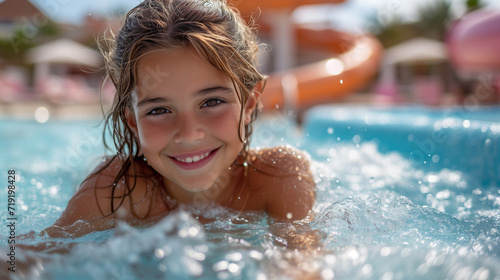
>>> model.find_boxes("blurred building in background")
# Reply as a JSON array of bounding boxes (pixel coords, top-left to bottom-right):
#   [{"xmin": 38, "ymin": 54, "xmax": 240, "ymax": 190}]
[
  {"xmin": 0, "ymin": 0, "xmax": 499, "ymax": 111},
  {"xmin": 0, "ymin": 0, "xmax": 116, "ymax": 105}
]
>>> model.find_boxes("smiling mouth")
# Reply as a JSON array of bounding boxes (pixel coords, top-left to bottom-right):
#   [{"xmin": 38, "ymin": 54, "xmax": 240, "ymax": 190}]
[
  {"xmin": 169, "ymin": 148, "xmax": 220, "ymax": 170},
  {"xmin": 174, "ymin": 151, "xmax": 211, "ymax": 163}
]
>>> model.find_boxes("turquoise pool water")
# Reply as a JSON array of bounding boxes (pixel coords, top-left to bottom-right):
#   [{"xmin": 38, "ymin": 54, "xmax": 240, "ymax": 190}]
[{"xmin": 1, "ymin": 105, "xmax": 499, "ymax": 280}]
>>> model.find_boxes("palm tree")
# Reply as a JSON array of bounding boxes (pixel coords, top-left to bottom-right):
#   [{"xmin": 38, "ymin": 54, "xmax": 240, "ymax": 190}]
[
  {"xmin": 371, "ymin": 0, "xmax": 486, "ymax": 46},
  {"xmin": 412, "ymin": 0, "xmax": 452, "ymax": 40},
  {"xmin": 466, "ymin": 0, "xmax": 485, "ymax": 12}
]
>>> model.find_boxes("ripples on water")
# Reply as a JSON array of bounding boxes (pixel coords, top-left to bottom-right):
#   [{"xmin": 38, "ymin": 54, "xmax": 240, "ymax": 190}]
[{"xmin": 1, "ymin": 112, "xmax": 499, "ymax": 280}]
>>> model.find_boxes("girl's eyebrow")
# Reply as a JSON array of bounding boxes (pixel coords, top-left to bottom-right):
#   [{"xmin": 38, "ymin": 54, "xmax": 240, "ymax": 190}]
[
  {"xmin": 198, "ymin": 86, "xmax": 234, "ymax": 96},
  {"xmin": 137, "ymin": 86, "xmax": 234, "ymax": 108},
  {"xmin": 137, "ymin": 97, "xmax": 169, "ymax": 108}
]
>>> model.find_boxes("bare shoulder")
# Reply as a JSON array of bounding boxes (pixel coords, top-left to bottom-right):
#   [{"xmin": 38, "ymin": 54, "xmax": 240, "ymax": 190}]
[
  {"xmin": 45, "ymin": 156, "xmax": 161, "ymax": 237},
  {"xmin": 248, "ymin": 145, "xmax": 316, "ymax": 221},
  {"xmin": 249, "ymin": 145, "xmax": 313, "ymax": 179}
]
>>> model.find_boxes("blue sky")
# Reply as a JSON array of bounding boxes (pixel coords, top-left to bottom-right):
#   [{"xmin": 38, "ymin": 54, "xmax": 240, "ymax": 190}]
[
  {"xmin": 29, "ymin": 0, "xmax": 138, "ymax": 23},
  {"xmin": 27, "ymin": 0, "xmax": 500, "ymax": 31}
]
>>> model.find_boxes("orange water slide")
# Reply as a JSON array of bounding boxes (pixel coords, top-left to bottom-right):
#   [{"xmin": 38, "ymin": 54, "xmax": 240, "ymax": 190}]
[
  {"xmin": 230, "ymin": 0, "xmax": 383, "ymax": 111},
  {"xmin": 264, "ymin": 25, "xmax": 383, "ymax": 111},
  {"xmin": 231, "ymin": 0, "xmax": 344, "ymax": 13}
]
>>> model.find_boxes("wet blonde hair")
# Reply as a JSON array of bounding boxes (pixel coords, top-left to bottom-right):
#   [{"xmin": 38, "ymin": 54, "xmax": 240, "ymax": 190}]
[{"xmin": 96, "ymin": 0, "xmax": 266, "ymax": 215}]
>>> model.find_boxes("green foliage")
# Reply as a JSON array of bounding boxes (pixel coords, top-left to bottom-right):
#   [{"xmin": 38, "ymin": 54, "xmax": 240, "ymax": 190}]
[
  {"xmin": 0, "ymin": 19, "xmax": 61, "ymax": 65},
  {"xmin": 368, "ymin": 17, "xmax": 417, "ymax": 48},
  {"xmin": 371, "ymin": 0, "xmax": 488, "ymax": 47},
  {"xmin": 37, "ymin": 20, "xmax": 61, "ymax": 37},
  {"xmin": 413, "ymin": 0, "xmax": 452, "ymax": 40},
  {"xmin": 0, "ymin": 28, "xmax": 35, "ymax": 64},
  {"xmin": 466, "ymin": 0, "xmax": 485, "ymax": 11}
]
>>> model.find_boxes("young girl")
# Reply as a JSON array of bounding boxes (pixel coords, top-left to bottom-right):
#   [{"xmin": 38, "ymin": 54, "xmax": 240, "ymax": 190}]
[{"xmin": 42, "ymin": 0, "xmax": 315, "ymax": 238}]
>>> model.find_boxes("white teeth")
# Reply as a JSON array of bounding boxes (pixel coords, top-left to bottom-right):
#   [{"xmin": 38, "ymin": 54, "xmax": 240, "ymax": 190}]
[{"xmin": 175, "ymin": 152, "xmax": 210, "ymax": 163}]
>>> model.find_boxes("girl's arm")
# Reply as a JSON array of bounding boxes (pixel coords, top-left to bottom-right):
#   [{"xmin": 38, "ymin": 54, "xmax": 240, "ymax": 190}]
[
  {"xmin": 14, "ymin": 160, "xmax": 118, "ymax": 252},
  {"xmin": 41, "ymin": 185, "xmax": 114, "ymax": 238},
  {"xmin": 41, "ymin": 156, "xmax": 162, "ymax": 238},
  {"xmin": 41, "ymin": 158, "xmax": 119, "ymax": 238}
]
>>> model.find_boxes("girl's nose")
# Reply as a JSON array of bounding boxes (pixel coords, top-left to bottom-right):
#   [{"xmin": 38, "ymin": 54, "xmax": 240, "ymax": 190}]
[{"xmin": 173, "ymin": 114, "xmax": 205, "ymax": 144}]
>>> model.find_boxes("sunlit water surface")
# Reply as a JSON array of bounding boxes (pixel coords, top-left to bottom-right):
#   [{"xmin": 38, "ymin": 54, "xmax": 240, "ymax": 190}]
[{"xmin": 1, "ymin": 105, "xmax": 499, "ymax": 280}]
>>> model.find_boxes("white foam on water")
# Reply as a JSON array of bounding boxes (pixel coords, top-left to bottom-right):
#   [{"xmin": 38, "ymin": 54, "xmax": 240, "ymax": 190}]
[{"xmin": 2, "ymin": 120, "xmax": 500, "ymax": 280}]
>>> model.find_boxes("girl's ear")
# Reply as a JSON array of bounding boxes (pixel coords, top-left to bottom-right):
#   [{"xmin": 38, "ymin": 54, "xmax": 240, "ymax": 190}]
[
  {"xmin": 125, "ymin": 107, "xmax": 139, "ymax": 137},
  {"xmin": 244, "ymin": 87, "xmax": 261, "ymax": 124}
]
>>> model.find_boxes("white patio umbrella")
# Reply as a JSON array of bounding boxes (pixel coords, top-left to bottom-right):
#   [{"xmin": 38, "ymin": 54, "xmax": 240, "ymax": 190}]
[
  {"xmin": 25, "ymin": 38, "xmax": 102, "ymax": 67},
  {"xmin": 25, "ymin": 39, "xmax": 104, "ymax": 102},
  {"xmin": 376, "ymin": 37, "xmax": 449, "ymax": 104},
  {"xmin": 383, "ymin": 37, "xmax": 448, "ymax": 66}
]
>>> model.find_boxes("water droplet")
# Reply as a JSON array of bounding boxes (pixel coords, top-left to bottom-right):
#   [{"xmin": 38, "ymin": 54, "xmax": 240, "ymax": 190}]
[
  {"xmin": 426, "ymin": 175, "xmax": 439, "ymax": 183},
  {"xmin": 224, "ymin": 253, "xmax": 239, "ymax": 263},
  {"xmin": 472, "ymin": 188, "xmax": 482, "ymax": 195},
  {"xmin": 155, "ymin": 248, "xmax": 165, "ymax": 259},
  {"xmin": 436, "ymin": 190, "xmax": 451, "ymax": 200},
  {"xmin": 353, "ymin": 135, "xmax": 361, "ymax": 144},
  {"xmin": 432, "ymin": 155, "xmax": 440, "ymax": 163},
  {"xmin": 362, "ymin": 264, "xmax": 373, "ymax": 277},
  {"xmin": 321, "ymin": 269, "xmax": 335, "ymax": 279},
  {"xmin": 380, "ymin": 246, "xmax": 392, "ymax": 257}
]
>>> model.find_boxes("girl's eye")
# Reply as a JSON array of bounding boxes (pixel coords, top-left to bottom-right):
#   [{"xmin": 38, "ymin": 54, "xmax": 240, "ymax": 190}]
[
  {"xmin": 147, "ymin": 108, "xmax": 169, "ymax": 116},
  {"xmin": 202, "ymin": 98, "xmax": 225, "ymax": 107}
]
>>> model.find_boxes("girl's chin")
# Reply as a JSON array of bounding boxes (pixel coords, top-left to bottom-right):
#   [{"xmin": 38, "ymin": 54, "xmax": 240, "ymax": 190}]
[
  {"xmin": 171, "ymin": 179, "xmax": 222, "ymax": 195},
  {"xmin": 160, "ymin": 169, "xmax": 230, "ymax": 200},
  {"xmin": 182, "ymin": 184, "xmax": 217, "ymax": 193}
]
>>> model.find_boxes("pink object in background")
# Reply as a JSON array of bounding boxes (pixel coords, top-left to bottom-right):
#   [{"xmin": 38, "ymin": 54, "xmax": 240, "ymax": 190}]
[
  {"xmin": 495, "ymin": 74, "xmax": 500, "ymax": 98},
  {"xmin": 413, "ymin": 77, "xmax": 443, "ymax": 106},
  {"xmin": 447, "ymin": 9, "xmax": 500, "ymax": 76}
]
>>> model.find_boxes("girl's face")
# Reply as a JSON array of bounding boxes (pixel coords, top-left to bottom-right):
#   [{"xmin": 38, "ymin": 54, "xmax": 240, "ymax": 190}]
[{"xmin": 127, "ymin": 47, "xmax": 257, "ymax": 201}]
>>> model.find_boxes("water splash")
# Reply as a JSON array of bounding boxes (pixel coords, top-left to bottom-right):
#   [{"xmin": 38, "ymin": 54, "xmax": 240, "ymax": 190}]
[{"xmin": 1, "ymin": 116, "xmax": 500, "ymax": 280}]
